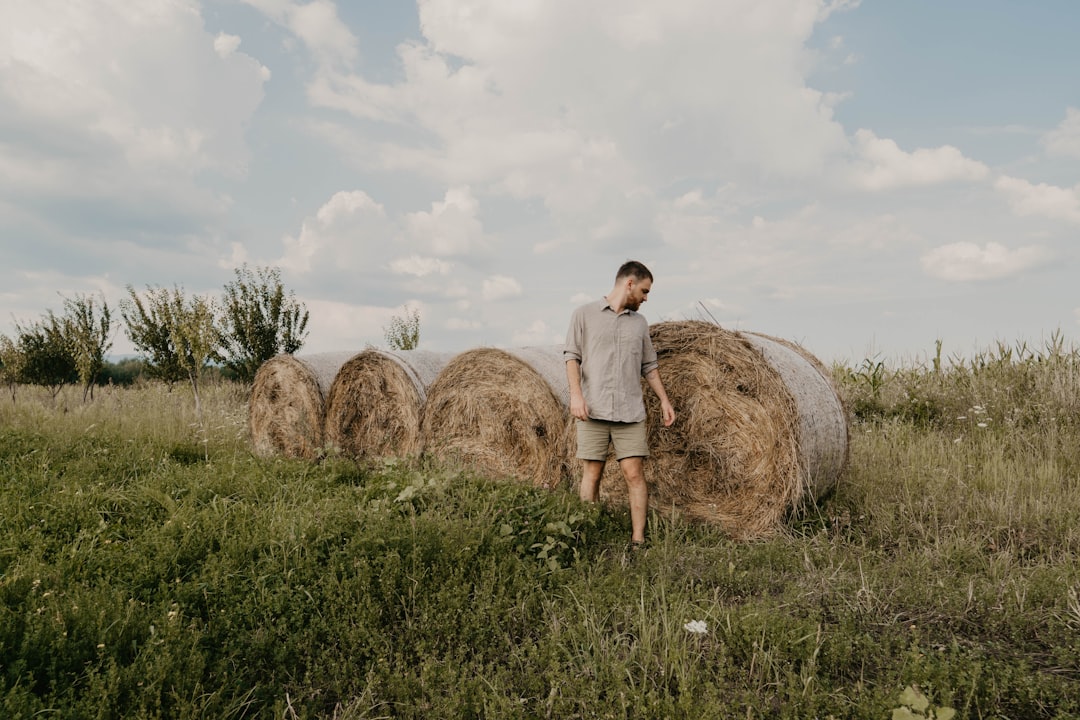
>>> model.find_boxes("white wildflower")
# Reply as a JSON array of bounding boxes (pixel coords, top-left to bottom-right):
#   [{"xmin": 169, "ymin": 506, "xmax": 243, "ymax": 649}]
[{"xmin": 684, "ymin": 620, "xmax": 708, "ymax": 635}]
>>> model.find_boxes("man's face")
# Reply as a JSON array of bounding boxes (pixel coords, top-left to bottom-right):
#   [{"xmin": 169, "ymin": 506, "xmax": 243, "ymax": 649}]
[{"xmin": 626, "ymin": 277, "xmax": 652, "ymax": 311}]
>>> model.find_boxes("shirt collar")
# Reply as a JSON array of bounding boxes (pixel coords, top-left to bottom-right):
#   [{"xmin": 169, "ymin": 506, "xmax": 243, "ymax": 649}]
[{"xmin": 600, "ymin": 297, "xmax": 632, "ymax": 316}]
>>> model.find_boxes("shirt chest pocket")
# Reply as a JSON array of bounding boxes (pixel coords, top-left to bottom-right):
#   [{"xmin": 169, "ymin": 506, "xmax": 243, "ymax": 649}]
[{"xmin": 617, "ymin": 322, "xmax": 643, "ymax": 368}]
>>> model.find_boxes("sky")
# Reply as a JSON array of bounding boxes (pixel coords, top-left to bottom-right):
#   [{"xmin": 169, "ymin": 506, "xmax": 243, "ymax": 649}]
[{"xmin": 2, "ymin": 0, "xmax": 1079, "ymax": 366}]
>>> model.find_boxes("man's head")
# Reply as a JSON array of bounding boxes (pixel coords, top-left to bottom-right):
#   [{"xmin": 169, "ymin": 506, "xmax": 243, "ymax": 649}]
[
  {"xmin": 615, "ymin": 260, "xmax": 653, "ymax": 284},
  {"xmin": 615, "ymin": 260, "xmax": 653, "ymax": 311}
]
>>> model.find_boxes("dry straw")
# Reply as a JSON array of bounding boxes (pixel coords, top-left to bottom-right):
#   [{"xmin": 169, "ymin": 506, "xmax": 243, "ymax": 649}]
[
  {"xmin": 419, "ymin": 346, "xmax": 571, "ymax": 488},
  {"xmin": 249, "ymin": 351, "xmax": 355, "ymax": 459},
  {"xmin": 325, "ymin": 349, "xmax": 454, "ymax": 460},
  {"xmin": 571, "ymin": 321, "xmax": 847, "ymax": 540}
]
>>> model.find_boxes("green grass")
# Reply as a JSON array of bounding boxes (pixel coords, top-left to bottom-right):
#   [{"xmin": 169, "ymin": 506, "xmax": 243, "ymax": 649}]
[{"xmin": 2, "ymin": 341, "xmax": 1080, "ymax": 719}]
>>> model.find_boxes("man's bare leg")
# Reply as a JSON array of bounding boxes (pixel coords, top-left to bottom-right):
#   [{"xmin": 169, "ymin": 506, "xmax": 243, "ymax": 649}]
[
  {"xmin": 619, "ymin": 456, "xmax": 647, "ymax": 543},
  {"xmin": 579, "ymin": 459, "xmax": 604, "ymax": 503}
]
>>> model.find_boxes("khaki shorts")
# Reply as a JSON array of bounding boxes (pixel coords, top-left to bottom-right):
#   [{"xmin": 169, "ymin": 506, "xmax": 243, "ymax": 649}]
[{"xmin": 575, "ymin": 418, "xmax": 649, "ymax": 461}]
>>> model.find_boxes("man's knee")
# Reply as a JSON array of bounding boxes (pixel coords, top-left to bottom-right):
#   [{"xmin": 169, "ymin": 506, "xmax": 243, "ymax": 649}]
[
  {"xmin": 619, "ymin": 457, "xmax": 646, "ymax": 486},
  {"xmin": 581, "ymin": 459, "xmax": 604, "ymax": 480}
]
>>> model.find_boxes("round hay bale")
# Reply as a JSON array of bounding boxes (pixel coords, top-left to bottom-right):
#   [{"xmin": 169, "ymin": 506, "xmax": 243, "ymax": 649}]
[
  {"xmin": 249, "ymin": 351, "xmax": 356, "ymax": 459},
  {"xmin": 569, "ymin": 321, "xmax": 846, "ymax": 540},
  {"xmin": 743, "ymin": 332, "xmax": 850, "ymax": 498},
  {"xmin": 419, "ymin": 346, "xmax": 571, "ymax": 488},
  {"xmin": 745, "ymin": 332, "xmax": 833, "ymax": 380},
  {"xmin": 325, "ymin": 349, "xmax": 454, "ymax": 460}
]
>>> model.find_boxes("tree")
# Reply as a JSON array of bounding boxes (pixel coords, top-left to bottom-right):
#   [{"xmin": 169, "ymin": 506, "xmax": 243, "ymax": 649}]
[
  {"xmin": 218, "ymin": 264, "xmax": 309, "ymax": 383},
  {"xmin": 121, "ymin": 285, "xmax": 220, "ymax": 416},
  {"xmin": 384, "ymin": 305, "xmax": 420, "ymax": 351},
  {"xmin": 55, "ymin": 292, "xmax": 113, "ymax": 401},
  {"xmin": 120, "ymin": 285, "xmax": 186, "ymax": 386},
  {"xmin": 169, "ymin": 291, "xmax": 219, "ymax": 418},
  {"xmin": 8, "ymin": 317, "xmax": 77, "ymax": 400},
  {"xmin": 0, "ymin": 334, "xmax": 22, "ymax": 402}
]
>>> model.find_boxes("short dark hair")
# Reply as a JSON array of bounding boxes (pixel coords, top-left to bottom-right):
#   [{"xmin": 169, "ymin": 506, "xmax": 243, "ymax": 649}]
[{"xmin": 616, "ymin": 260, "xmax": 653, "ymax": 283}]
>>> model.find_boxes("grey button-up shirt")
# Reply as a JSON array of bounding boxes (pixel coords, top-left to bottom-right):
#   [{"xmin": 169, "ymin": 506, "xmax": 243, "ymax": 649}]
[{"xmin": 563, "ymin": 298, "xmax": 658, "ymax": 423}]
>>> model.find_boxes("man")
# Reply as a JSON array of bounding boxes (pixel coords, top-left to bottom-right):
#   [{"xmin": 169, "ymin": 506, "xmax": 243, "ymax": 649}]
[{"xmin": 564, "ymin": 260, "xmax": 676, "ymax": 547}]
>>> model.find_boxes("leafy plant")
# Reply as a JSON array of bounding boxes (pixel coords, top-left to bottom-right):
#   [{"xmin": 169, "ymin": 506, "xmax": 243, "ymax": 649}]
[
  {"xmin": 0, "ymin": 334, "xmax": 22, "ymax": 401},
  {"xmin": 384, "ymin": 305, "xmax": 421, "ymax": 351},
  {"xmin": 121, "ymin": 285, "xmax": 220, "ymax": 416},
  {"xmin": 892, "ymin": 685, "xmax": 956, "ymax": 720},
  {"xmin": 218, "ymin": 264, "xmax": 309, "ymax": 383},
  {"xmin": 55, "ymin": 292, "xmax": 114, "ymax": 401},
  {"xmin": 844, "ymin": 355, "xmax": 889, "ymax": 419},
  {"xmin": 850, "ymin": 356, "xmax": 887, "ymax": 399},
  {"xmin": 5, "ymin": 316, "xmax": 76, "ymax": 399},
  {"xmin": 119, "ymin": 285, "xmax": 187, "ymax": 386}
]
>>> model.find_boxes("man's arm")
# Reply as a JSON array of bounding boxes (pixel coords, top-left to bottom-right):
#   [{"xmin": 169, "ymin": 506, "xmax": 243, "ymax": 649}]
[
  {"xmin": 566, "ymin": 359, "xmax": 589, "ymax": 421},
  {"xmin": 645, "ymin": 368, "xmax": 675, "ymax": 427}
]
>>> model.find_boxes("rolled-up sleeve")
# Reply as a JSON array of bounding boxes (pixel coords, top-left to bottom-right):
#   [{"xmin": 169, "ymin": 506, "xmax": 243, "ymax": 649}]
[
  {"xmin": 641, "ymin": 331, "xmax": 658, "ymax": 377},
  {"xmin": 563, "ymin": 307, "xmax": 583, "ymax": 363}
]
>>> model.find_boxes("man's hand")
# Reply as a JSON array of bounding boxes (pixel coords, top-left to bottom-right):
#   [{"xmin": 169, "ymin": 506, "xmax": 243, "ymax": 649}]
[
  {"xmin": 660, "ymin": 399, "xmax": 675, "ymax": 427},
  {"xmin": 645, "ymin": 368, "xmax": 675, "ymax": 427},
  {"xmin": 566, "ymin": 359, "xmax": 590, "ymax": 421},
  {"xmin": 570, "ymin": 393, "xmax": 590, "ymax": 422}
]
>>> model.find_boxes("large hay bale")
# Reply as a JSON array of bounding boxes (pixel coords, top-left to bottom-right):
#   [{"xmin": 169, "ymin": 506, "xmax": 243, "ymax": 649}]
[
  {"xmin": 324, "ymin": 349, "xmax": 454, "ymax": 460},
  {"xmin": 249, "ymin": 351, "xmax": 355, "ymax": 459},
  {"xmin": 419, "ymin": 346, "xmax": 570, "ymax": 488},
  {"xmin": 573, "ymin": 321, "xmax": 847, "ymax": 539},
  {"xmin": 743, "ymin": 332, "xmax": 849, "ymax": 498}
]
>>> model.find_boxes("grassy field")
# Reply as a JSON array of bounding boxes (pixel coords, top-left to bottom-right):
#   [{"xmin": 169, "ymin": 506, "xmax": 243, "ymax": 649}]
[{"xmin": 2, "ymin": 338, "xmax": 1079, "ymax": 719}]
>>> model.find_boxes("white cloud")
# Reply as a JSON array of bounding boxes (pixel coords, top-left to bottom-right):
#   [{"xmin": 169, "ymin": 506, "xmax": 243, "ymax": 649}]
[
  {"xmin": 920, "ymin": 242, "xmax": 1048, "ymax": 282},
  {"xmin": 214, "ymin": 33, "xmax": 242, "ymax": 59},
  {"xmin": 828, "ymin": 213, "xmax": 921, "ymax": 250},
  {"xmin": 853, "ymin": 130, "xmax": 989, "ymax": 190},
  {"xmin": 268, "ymin": 186, "xmax": 541, "ymax": 351},
  {"xmin": 218, "ymin": 242, "xmax": 250, "ymax": 269},
  {"xmin": 404, "ymin": 186, "xmax": 487, "ymax": 256},
  {"xmin": 301, "ymin": 298, "xmax": 396, "ymax": 353},
  {"xmin": 390, "ymin": 254, "xmax": 453, "ymax": 277},
  {"xmin": 0, "ymin": 0, "xmax": 269, "ymax": 223},
  {"xmin": 302, "ymin": 0, "xmax": 852, "ymax": 227},
  {"xmin": 278, "ymin": 190, "xmax": 391, "ymax": 273},
  {"xmin": 512, "ymin": 319, "xmax": 560, "ymax": 346},
  {"xmin": 673, "ymin": 190, "xmax": 706, "ymax": 210},
  {"xmin": 1042, "ymin": 107, "xmax": 1080, "ymax": 159},
  {"xmin": 822, "ymin": 0, "xmax": 862, "ymax": 16},
  {"xmin": 446, "ymin": 317, "xmax": 483, "ymax": 331},
  {"xmin": 995, "ymin": 175, "xmax": 1080, "ymax": 225},
  {"xmin": 241, "ymin": 0, "xmax": 357, "ymax": 68},
  {"xmin": 289, "ymin": 0, "xmax": 358, "ymax": 68},
  {"xmin": 5, "ymin": 268, "xmax": 123, "ymax": 321},
  {"xmin": 482, "ymin": 275, "xmax": 523, "ymax": 301},
  {"xmin": 316, "ymin": 189, "xmax": 383, "ymax": 225}
]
